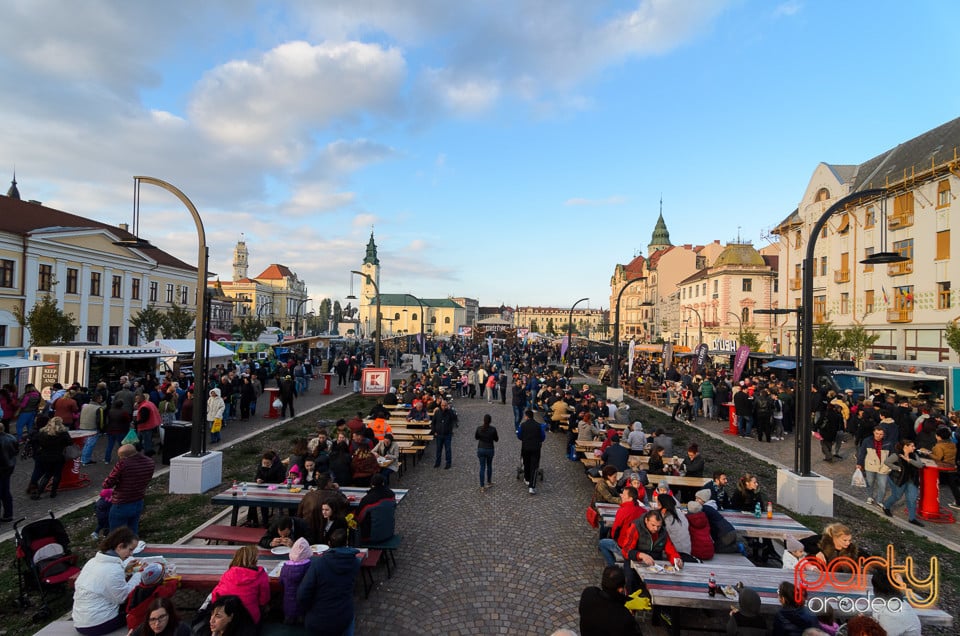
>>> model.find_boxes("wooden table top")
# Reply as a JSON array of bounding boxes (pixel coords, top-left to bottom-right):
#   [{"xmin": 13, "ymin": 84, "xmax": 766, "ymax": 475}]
[
  {"xmin": 212, "ymin": 484, "xmax": 409, "ymax": 509},
  {"xmin": 596, "ymin": 503, "xmax": 815, "ymax": 541}
]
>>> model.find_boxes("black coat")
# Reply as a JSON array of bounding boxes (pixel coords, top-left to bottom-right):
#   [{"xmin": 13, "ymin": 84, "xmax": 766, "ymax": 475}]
[{"xmin": 578, "ymin": 586, "xmax": 640, "ymax": 636}]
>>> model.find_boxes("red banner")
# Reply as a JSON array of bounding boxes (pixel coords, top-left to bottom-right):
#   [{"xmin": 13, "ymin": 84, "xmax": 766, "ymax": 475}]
[{"xmin": 732, "ymin": 345, "xmax": 751, "ymax": 383}]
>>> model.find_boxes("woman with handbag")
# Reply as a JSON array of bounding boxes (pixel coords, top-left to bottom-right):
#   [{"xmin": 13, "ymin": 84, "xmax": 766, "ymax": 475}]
[
  {"xmin": 31, "ymin": 416, "xmax": 72, "ymax": 499},
  {"xmin": 207, "ymin": 388, "xmax": 225, "ymax": 444},
  {"xmin": 882, "ymin": 439, "xmax": 925, "ymax": 526}
]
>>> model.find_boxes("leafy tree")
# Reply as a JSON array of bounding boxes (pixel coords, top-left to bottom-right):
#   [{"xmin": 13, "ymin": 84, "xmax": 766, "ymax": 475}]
[
  {"xmin": 129, "ymin": 305, "xmax": 167, "ymax": 342},
  {"xmin": 529, "ymin": 319, "xmax": 539, "ymax": 333},
  {"xmin": 945, "ymin": 321, "xmax": 960, "ymax": 359},
  {"xmin": 163, "ymin": 303, "xmax": 195, "ymax": 339},
  {"xmin": 14, "ymin": 294, "xmax": 78, "ymax": 346},
  {"xmin": 813, "ymin": 321, "xmax": 844, "ymax": 358},
  {"xmin": 739, "ymin": 327, "xmax": 763, "ymax": 351},
  {"xmin": 545, "ymin": 318, "xmax": 555, "ymax": 336},
  {"xmin": 317, "ymin": 298, "xmax": 332, "ymax": 331},
  {"xmin": 841, "ymin": 325, "xmax": 880, "ymax": 366},
  {"xmin": 333, "ymin": 300, "xmax": 343, "ymax": 325},
  {"xmin": 235, "ymin": 315, "xmax": 266, "ymax": 341}
]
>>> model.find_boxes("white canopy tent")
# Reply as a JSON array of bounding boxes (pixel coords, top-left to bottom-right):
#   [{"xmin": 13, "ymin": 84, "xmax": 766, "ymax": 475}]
[{"xmin": 151, "ymin": 339, "xmax": 236, "ymax": 363}]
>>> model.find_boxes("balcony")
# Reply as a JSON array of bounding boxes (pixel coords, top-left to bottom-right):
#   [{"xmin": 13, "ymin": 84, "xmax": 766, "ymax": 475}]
[
  {"xmin": 789, "ymin": 278, "xmax": 802, "ymax": 291},
  {"xmin": 887, "ymin": 308, "xmax": 913, "ymax": 323},
  {"xmin": 703, "ymin": 321, "xmax": 720, "ymax": 328},
  {"xmin": 887, "ymin": 260, "xmax": 913, "ymax": 276},
  {"xmin": 888, "ymin": 212, "xmax": 914, "ymax": 229},
  {"xmin": 833, "ymin": 269, "xmax": 850, "ymax": 283}
]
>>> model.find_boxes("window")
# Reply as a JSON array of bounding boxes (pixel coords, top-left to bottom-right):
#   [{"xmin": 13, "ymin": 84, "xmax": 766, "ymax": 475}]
[
  {"xmin": 165, "ymin": 283, "xmax": 174, "ymax": 303},
  {"xmin": 742, "ymin": 278, "xmax": 753, "ymax": 292},
  {"xmin": 444, "ymin": 317, "xmax": 451, "ymax": 324},
  {"xmin": 702, "ymin": 283, "xmax": 707, "ymax": 296},
  {"xmin": 411, "ymin": 313, "xmax": 418, "ymax": 321},
  {"xmin": 713, "ymin": 280, "xmax": 718, "ymax": 293},
  {"xmin": 109, "ymin": 326, "xmax": 120, "ymax": 345},
  {"xmin": 773, "ymin": 278, "xmax": 778, "ymax": 293},
  {"xmin": 0, "ymin": 325, "xmax": 5, "ymax": 346},
  {"xmin": 864, "ymin": 206, "xmax": 876, "ymax": 228},
  {"xmin": 180, "ymin": 285, "xmax": 189, "ymax": 305},
  {"xmin": 131, "ymin": 278, "xmax": 140, "ymax": 300},
  {"xmin": 111, "ymin": 275, "xmax": 122, "ymax": 298},
  {"xmin": 936, "ymin": 230, "xmax": 950, "ymax": 260},
  {"xmin": 820, "ymin": 256, "xmax": 827, "ymax": 276},
  {"xmin": 938, "ymin": 282, "xmax": 951, "ymax": 309},
  {"xmin": 865, "ymin": 290, "xmax": 875, "ymax": 314},
  {"xmin": 394, "ymin": 312, "xmax": 400, "ymax": 320},
  {"xmin": 821, "ymin": 225, "xmax": 828, "ymax": 239},
  {"xmin": 937, "ymin": 179, "xmax": 951, "ymax": 208},
  {"xmin": 38, "ymin": 264, "xmax": 53, "ymax": 291},
  {"xmin": 128, "ymin": 326, "xmax": 138, "ymax": 346},
  {"xmin": 794, "ymin": 231, "xmax": 801, "ymax": 249},
  {"xmin": 90, "ymin": 272, "xmax": 101, "ymax": 296},
  {"xmin": 863, "ymin": 247, "xmax": 875, "ymax": 272},
  {"xmin": 891, "ymin": 192, "xmax": 914, "ymax": 227},
  {"xmin": 0, "ymin": 259, "xmax": 13, "ymax": 288},
  {"xmin": 837, "ymin": 213, "xmax": 850, "ymax": 234},
  {"xmin": 149, "ymin": 281, "xmax": 158, "ymax": 302},
  {"xmin": 893, "ymin": 238, "xmax": 914, "ymax": 260},
  {"xmin": 894, "ymin": 286, "xmax": 914, "ymax": 310},
  {"xmin": 815, "ymin": 187, "xmax": 830, "ymax": 202},
  {"xmin": 87, "ymin": 326, "xmax": 99, "ymax": 343},
  {"xmin": 66, "ymin": 268, "xmax": 78, "ymax": 294},
  {"xmin": 840, "ymin": 293, "xmax": 849, "ymax": 315}
]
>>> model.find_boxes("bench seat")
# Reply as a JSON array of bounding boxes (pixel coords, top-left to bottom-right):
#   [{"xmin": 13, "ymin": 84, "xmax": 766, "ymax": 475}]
[{"xmin": 193, "ymin": 524, "xmax": 264, "ymax": 545}]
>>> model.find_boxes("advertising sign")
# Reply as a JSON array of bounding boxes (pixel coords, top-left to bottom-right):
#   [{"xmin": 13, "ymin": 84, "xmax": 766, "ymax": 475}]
[{"xmin": 361, "ymin": 368, "xmax": 391, "ymax": 396}]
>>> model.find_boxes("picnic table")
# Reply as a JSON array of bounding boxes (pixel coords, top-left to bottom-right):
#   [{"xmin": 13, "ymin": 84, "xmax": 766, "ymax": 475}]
[
  {"xmin": 632, "ymin": 562, "xmax": 952, "ymax": 635},
  {"xmin": 719, "ymin": 510, "xmax": 816, "ymax": 541},
  {"xmin": 212, "ymin": 484, "xmax": 409, "ymax": 526},
  {"xmin": 134, "ymin": 543, "xmax": 366, "ymax": 591}
]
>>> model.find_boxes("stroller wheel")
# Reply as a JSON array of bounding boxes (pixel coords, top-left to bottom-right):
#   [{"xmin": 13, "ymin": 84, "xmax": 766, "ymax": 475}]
[{"xmin": 32, "ymin": 607, "xmax": 51, "ymax": 623}]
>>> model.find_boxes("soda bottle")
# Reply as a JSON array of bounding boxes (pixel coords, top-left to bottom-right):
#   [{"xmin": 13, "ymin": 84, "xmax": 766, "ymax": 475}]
[
  {"xmin": 754, "ymin": 501, "xmax": 761, "ymax": 518},
  {"xmin": 708, "ymin": 572, "xmax": 717, "ymax": 597},
  {"xmin": 767, "ymin": 501, "xmax": 773, "ymax": 519},
  {"xmin": 231, "ymin": 480, "xmax": 238, "ymax": 497}
]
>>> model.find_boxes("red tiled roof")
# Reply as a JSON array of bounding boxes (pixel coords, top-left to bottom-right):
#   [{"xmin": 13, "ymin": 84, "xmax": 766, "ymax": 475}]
[
  {"xmin": 646, "ymin": 246, "xmax": 674, "ymax": 270},
  {"xmin": 0, "ymin": 195, "xmax": 195, "ymax": 272},
  {"xmin": 624, "ymin": 254, "xmax": 646, "ymax": 274},
  {"xmin": 256, "ymin": 264, "xmax": 294, "ymax": 279}
]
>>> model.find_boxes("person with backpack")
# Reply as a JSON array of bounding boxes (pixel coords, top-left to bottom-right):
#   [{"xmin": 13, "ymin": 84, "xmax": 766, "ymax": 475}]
[{"xmin": 753, "ymin": 387, "xmax": 774, "ymax": 442}]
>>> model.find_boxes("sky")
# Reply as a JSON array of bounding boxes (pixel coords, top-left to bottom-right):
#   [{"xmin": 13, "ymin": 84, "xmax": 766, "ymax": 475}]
[{"xmin": 2, "ymin": 1, "xmax": 959, "ymax": 312}]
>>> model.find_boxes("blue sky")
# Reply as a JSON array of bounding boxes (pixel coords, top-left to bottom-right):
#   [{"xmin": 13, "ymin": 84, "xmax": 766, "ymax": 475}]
[{"xmin": 1, "ymin": 1, "xmax": 958, "ymax": 310}]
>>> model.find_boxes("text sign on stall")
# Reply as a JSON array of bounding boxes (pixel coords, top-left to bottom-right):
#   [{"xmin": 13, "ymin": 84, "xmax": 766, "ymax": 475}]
[{"xmin": 361, "ymin": 368, "xmax": 391, "ymax": 396}]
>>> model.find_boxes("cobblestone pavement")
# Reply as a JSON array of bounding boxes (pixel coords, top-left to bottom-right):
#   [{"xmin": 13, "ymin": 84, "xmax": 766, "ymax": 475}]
[{"xmin": 355, "ymin": 382, "xmax": 607, "ymax": 635}]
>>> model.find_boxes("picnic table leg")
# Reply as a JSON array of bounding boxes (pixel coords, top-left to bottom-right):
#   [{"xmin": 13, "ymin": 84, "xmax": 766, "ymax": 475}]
[{"xmin": 231, "ymin": 504, "xmax": 239, "ymax": 526}]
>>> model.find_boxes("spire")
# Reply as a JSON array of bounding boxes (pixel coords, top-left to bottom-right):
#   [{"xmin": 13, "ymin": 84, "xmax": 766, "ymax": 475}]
[
  {"xmin": 6, "ymin": 171, "xmax": 20, "ymax": 200},
  {"xmin": 648, "ymin": 203, "xmax": 672, "ymax": 253},
  {"xmin": 363, "ymin": 231, "xmax": 380, "ymax": 266}
]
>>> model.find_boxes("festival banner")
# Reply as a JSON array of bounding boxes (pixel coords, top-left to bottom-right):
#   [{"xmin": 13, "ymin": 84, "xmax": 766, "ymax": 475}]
[
  {"xmin": 662, "ymin": 342, "xmax": 674, "ymax": 371},
  {"xmin": 560, "ymin": 335, "xmax": 569, "ymax": 360},
  {"xmin": 692, "ymin": 343, "xmax": 709, "ymax": 375},
  {"xmin": 627, "ymin": 340, "xmax": 636, "ymax": 376},
  {"xmin": 732, "ymin": 345, "xmax": 751, "ymax": 383},
  {"xmin": 458, "ymin": 326, "xmax": 473, "ymax": 337},
  {"xmin": 487, "ymin": 336, "xmax": 493, "ymax": 361}
]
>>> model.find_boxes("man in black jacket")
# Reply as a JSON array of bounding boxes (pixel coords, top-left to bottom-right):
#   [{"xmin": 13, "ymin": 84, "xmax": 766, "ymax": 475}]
[
  {"xmin": 517, "ymin": 410, "xmax": 544, "ymax": 494},
  {"xmin": 578, "ymin": 565, "xmax": 641, "ymax": 636},
  {"xmin": 431, "ymin": 399, "xmax": 457, "ymax": 469}
]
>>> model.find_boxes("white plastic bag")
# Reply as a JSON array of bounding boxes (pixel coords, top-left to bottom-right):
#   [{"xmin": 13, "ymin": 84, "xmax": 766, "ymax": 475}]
[
  {"xmin": 272, "ymin": 398, "xmax": 283, "ymax": 409},
  {"xmin": 851, "ymin": 467, "xmax": 867, "ymax": 488}
]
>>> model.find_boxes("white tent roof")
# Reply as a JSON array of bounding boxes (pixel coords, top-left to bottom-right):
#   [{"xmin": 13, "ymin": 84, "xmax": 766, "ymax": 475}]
[
  {"xmin": 152, "ymin": 339, "xmax": 235, "ymax": 360},
  {"xmin": 0, "ymin": 357, "xmax": 59, "ymax": 369}
]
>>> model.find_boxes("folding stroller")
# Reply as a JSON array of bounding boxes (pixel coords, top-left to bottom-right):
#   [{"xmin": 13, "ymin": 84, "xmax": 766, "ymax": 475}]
[{"xmin": 13, "ymin": 512, "xmax": 82, "ymax": 622}]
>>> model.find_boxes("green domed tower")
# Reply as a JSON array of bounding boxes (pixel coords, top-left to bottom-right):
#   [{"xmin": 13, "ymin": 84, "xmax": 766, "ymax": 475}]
[{"xmin": 648, "ymin": 212, "xmax": 672, "ymax": 254}]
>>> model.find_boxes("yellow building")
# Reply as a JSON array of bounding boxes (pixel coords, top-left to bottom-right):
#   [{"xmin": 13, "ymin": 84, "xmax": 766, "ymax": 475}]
[
  {"xmin": 513, "ymin": 305, "xmax": 608, "ymax": 338},
  {"xmin": 0, "ymin": 179, "xmax": 199, "ymax": 351}
]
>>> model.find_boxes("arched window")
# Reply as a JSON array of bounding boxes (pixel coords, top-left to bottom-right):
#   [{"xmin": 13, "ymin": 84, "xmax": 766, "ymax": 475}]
[
  {"xmin": 742, "ymin": 307, "xmax": 750, "ymax": 324},
  {"xmin": 411, "ymin": 313, "xmax": 418, "ymax": 321},
  {"xmin": 444, "ymin": 317, "xmax": 451, "ymax": 324},
  {"xmin": 815, "ymin": 187, "xmax": 830, "ymax": 202},
  {"xmin": 394, "ymin": 312, "xmax": 400, "ymax": 320},
  {"xmin": 431, "ymin": 316, "xmax": 437, "ymax": 323}
]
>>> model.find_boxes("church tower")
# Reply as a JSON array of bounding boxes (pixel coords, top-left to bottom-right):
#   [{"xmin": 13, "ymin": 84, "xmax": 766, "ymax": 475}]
[
  {"xmin": 648, "ymin": 199, "xmax": 673, "ymax": 254},
  {"xmin": 233, "ymin": 235, "xmax": 249, "ymax": 281},
  {"xmin": 360, "ymin": 231, "xmax": 380, "ymax": 301}
]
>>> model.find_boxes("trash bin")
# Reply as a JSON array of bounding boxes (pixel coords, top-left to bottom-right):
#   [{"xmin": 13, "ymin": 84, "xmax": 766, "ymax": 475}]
[{"xmin": 162, "ymin": 421, "xmax": 193, "ymax": 465}]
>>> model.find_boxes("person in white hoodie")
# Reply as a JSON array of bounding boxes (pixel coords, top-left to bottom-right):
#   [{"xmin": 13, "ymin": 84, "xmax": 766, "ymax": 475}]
[
  {"xmin": 207, "ymin": 388, "xmax": 226, "ymax": 444},
  {"xmin": 72, "ymin": 526, "xmax": 142, "ymax": 634},
  {"xmin": 780, "ymin": 537, "xmax": 807, "ymax": 571}
]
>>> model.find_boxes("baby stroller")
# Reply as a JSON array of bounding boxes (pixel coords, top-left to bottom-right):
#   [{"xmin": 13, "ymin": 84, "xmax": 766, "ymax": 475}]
[{"xmin": 14, "ymin": 511, "xmax": 82, "ymax": 622}]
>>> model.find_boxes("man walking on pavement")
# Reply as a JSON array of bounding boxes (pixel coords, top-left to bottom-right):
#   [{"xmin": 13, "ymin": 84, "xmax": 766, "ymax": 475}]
[
  {"xmin": 431, "ymin": 398, "xmax": 457, "ymax": 469},
  {"xmin": 517, "ymin": 409, "xmax": 545, "ymax": 495}
]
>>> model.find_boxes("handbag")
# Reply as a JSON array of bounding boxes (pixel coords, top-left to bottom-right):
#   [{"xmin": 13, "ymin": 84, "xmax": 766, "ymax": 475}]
[
  {"xmin": 585, "ymin": 505, "xmax": 600, "ymax": 528},
  {"xmin": 210, "ymin": 418, "xmax": 223, "ymax": 433}
]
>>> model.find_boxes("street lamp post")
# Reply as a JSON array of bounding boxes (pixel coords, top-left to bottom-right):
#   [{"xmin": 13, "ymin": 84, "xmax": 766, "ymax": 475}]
[
  {"xmin": 726, "ymin": 311, "xmax": 743, "ymax": 342},
  {"xmin": 755, "ymin": 307, "xmax": 802, "ymax": 471},
  {"xmin": 349, "ymin": 270, "xmax": 381, "ymax": 367},
  {"xmin": 403, "ymin": 293, "xmax": 426, "ymax": 355},
  {"xmin": 612, "ymin": 277, "xmax": 646, "ymax": 388},
  {"xmin": 133, "ymin": 177, "xmax": 209, "ymax": 458},
  {"xmin": 293, "ymin": 298, "xmax": 312, "ymax": 338},
  {"xmin": 686, "ymin": 306, "xmax": 703, "ymax": 346},
  {"xmin": 257, "ymin": 300, "xmax": 274, "ymax": 321},
  {"xmin": 566, "ymin": 297, "xmax": 589, "ymax": 363}
]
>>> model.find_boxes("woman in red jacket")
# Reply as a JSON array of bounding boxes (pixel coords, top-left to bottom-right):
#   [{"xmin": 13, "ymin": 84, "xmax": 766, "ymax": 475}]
[
  {"xmin": 210, "ymin": 546, "xmax": 270, "ymax": 624},
  {"xmin": 684, "ymin": 500, "xmax": 715, "ymax": 561}
]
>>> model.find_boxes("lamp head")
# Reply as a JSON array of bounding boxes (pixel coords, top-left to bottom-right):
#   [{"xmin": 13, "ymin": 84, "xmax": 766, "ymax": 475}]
[{"xmin": 860, "ymin": 251, "xmax": 908, "ymax": 265}]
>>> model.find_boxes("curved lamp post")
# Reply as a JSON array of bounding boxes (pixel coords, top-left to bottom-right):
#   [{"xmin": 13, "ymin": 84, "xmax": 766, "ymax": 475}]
[
  {"xmin": 350, "ymin": 270, "xmax": 381, "ymax": 367},
  {"xmin": 726, "ymin": 311, "xmax": 743, "ymax": 342},
  {"xmin": 755, "ymin": 307, "xmax": 802, "ymax": 469},
  {"xmin": 293, "ymin": 298, "xmax": 312, "ymax": 338},
  {"xmin": 797, "ymin": 188, "xmax": 895, "ymax": 476},
  {"xmin": 404, "ymin": 293, "xmax": 426, "ymax": 355},
  {"xmin": 686, "ymin": 306, "xmax": 703, "ymax": 347},
  {"xmin": 133, "ymin": 176, "xmax": 209, "ymax": 457},
  {"xmin": 566, "ymin": 297, "xmax": 589, "ymax": 363},
  {"xmin": 257, "ymin": 300, "xmax": 273, "ymax": 321},
  {"xmin": 612, "ymin": 277, "xmax": 646, "ymax": 388}
]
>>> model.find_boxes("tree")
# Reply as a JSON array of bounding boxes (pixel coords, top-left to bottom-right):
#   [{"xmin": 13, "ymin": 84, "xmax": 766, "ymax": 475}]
[
  {"xmin": 129, "ymin": 305, "xmax": 167, "ymax": 342},
  {"xmin": 842, "ymin": 325, "xmax": 880, "ymax": 366},
  {"xmin": 14, "ymin": 295, "xmax": 78, "ymax": 346},
  {"xmin": 163, "ymin": 303, "xmax": 196, "ymax": 339},
  {"xmin": 235, "ymin": 315, "xmax": 266, "ymax": 341},
  {"xmin": 945, "ymin": 321, "xmax": 960, "ymax": 359},
  {"xmin": 545, "ymin": 318, "xmax": 555, "ymax": 336},
  {"xmin": 813, "ymin": 321, "xmax": 844, "ymax": 358},
  {"xmin": 739, "ymin": 327, "xmax": 763, "ymax": 351},
  {"xmin": 317, "ymin": 298, "xmax": 332, "ymax": 332},
  {"xmin": 529, "ymin": 319, "xmax": 539, "ymax": 333}
]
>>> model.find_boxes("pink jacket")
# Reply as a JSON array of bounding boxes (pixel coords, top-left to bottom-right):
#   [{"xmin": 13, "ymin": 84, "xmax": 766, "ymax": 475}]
[{"xmin": 211, "ymin": 565, "xmax": 270, "ymax": 623}]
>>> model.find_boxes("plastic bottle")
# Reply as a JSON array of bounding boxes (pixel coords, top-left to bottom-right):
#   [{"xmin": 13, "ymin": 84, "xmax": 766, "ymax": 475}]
[
  {"xmin": 241, "ymin": 482, "xmax": 248, "ymax": 497},
  {"xmin": 708, "ymin": 572, "xmax": 717, "ymax": 597},
  {"xmin": 754, "ymin": 501, "xmax": 761, "ymax": 518},
  {"xmin": 767, "ymin": 501, "xmax": 773, "ymax": 519}
]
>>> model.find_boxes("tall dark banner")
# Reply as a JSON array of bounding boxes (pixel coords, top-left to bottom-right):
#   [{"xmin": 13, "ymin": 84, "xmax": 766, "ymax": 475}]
[
  {"xmin": 692, "ymin": 343, "xmax": 709, "ymax": 375},
  {"xmin": 662, "ymin": 342, "xmax": 674, "ymax": 371},
  {"xmin": 732, "ymin": 345, "xmax": 751, "ymax": 383}
]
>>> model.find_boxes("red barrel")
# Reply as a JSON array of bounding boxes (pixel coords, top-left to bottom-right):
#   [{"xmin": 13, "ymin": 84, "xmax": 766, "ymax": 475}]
[
  {"xmin": 322, "ymin": 373, "xmax": 334, "ymax": 395},
  {"xmin": 264, "ymin": 387, "xmax": 280, "ymax": 419},
  {"xmin": 59, "ymin": 431, "xmax": 93, "ymax": 490}
]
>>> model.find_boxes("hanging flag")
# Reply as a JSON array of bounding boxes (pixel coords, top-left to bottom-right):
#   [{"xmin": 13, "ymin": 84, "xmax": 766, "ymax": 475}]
[
  {"xmin": 560, "ymin": 335, "xmax": 569, "ymax": 360},
  {"xmin": 882, "ymin": 286, "xmax": 889, "ymax": 305},
  {"xmin": 732, "ymin": 345, "xmax": 751, "ymax": 383},
  {"xmin": 487, "ymin": 336, "xmax": 493, "ymax": 361},
  {"xmin": 692, "ymin": 343, "xmax": 709, "ymax": 375},
  {"xmin": 627, "ymin": 340, "xmax": 636, "ymax": 376},
  {"xmin": 662, "ymin": 342, "xmax": 674, "ymax": 371}
]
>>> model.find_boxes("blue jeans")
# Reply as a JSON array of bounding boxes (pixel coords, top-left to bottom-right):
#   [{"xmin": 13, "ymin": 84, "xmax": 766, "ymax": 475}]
[
  {"xmin": 104, "ymin": 433, "xmax": 125, "ymax": 463},
  {"xmin": 17, "ymin": 411, "xmax": 36, "ymax": 439},
  {"xmin": 884, "ymin": 479, "xmax": 919, "ymax": 521},
  {"xmin": 477, "ymin": 447, "xmax": 494, "ymax": 486},
  {"xmin": 435, "ymin": 434, "xmax": 452, "ymax": 468},
  {"xmin": 81, "ymin": 432, "xmax": 102, "ymax": 464},
  {"xmin": 139, "ymin": 428, "xmax": 155, "ymax": 455},
  {"xmin": 512, "ymin": 406, "xmax": 523, "ymax": 428},
  {"xmin": 599, "ymin": 538, "xmax": 621, "ymax": 567},
  {"xmin": 109, "ymin": 499, "xmax": 144, "ymax": 534},
  {"xmin": 863, "ymin": 469, "xmax": 888, "ymax": 503},
  {"xmin": 738, "ymin": 415, "xmax": 753, "ymax": 437}
]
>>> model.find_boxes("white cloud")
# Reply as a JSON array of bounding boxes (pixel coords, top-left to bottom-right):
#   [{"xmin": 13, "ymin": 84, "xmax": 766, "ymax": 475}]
[
  {"xmin": 565, "ymin": 195, "xmax": 627, "ymax": 206},
  {"xmin": 420, "ymin": 69, "xmax": 501, "ymax": 117},
  {"xmin": 286, "ymin": 184, "xmax": 356, "ymax": 215},
  {"xmin": 189, "ymin": 40, "xmax": 407, "ymax": 147},
  {"xmin": 774, "ymin": 1, "xmax": 803, "ymax": 17},
  {"xmin": 352, "ymin": 213, "xmax": 378, "ymax": 228}
]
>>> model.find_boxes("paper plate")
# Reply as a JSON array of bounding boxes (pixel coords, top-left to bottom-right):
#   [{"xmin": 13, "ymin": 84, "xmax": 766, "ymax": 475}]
[
  {"xmin": 133, "ymin": 540, "xmax": 147, "ymax": 555},
  {"xmin": 311, "ymin": 544, "xmax": 329, "ymax": 554},
  {"xmin": 271, "ymin": 546, "xmax": 291, "ymax": 555}
]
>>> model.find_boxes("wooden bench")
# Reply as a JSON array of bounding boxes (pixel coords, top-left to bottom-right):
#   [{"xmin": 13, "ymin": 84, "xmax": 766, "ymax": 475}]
[
  {"xmin": 359, "ymin": 548, "xmax": 382, "ymax": 598},
  {"xmin": 193, "ymin": 524, "xmax": 264, "ymax": 545},
  {"xmin": 359, "ymin": 534, "xmax": 401, "ymax": 578},
  {"xmin": 35, "ymin": 621, "xmax": 125, "ymax": 636},
  {"xmin": 704, "ymin": 552, "xmax": 755, "ymax": 567}
]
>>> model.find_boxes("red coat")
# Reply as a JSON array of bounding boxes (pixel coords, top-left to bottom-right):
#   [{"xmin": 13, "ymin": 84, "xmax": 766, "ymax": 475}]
[
  {"xmin": 686, "ymin": 511, "xmax": 715, "ymax": 561},
  {"xmin": 211, "ymin": 565, "xmax": 270, "ymax": 623},
  {"xmin": 610, "ymin": 501, "xmax": 646, "ymax": 547},
  {"xmin": 135, "ymin": 400, "xmax": 161, "ymax": 432}
]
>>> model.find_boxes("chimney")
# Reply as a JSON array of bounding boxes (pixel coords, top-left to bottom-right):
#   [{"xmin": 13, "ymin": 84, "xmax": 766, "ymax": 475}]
[{"xmin": 119, "ymin": 223, "xmax": 129, "ymax": 232}]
